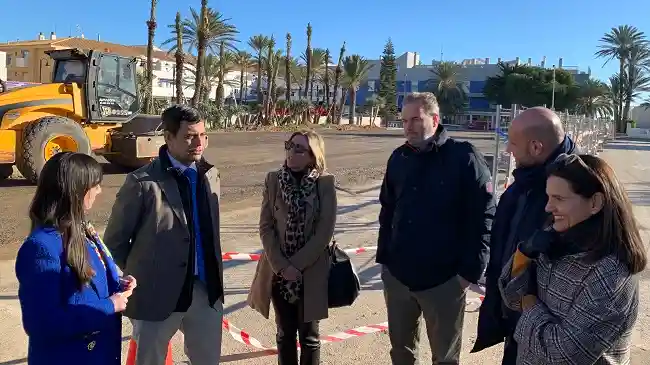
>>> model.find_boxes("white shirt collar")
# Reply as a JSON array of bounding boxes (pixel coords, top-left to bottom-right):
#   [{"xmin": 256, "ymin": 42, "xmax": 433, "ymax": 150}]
[{"xmin": 166, "ymin": 151, "xmax": 196, "ymax": 172}]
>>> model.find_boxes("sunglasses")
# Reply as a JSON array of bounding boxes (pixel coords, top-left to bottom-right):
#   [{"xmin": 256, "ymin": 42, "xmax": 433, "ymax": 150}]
[
  {"xmin": 284, "ymin": 140, "xmax": 310, "ymax": 154},
  {"xmin": 547, "ymin": 153, "xmax": 593, "ymax": 176}
]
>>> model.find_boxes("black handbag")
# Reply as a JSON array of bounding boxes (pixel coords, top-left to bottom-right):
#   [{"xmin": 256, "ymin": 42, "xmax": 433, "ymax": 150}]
[{"xmin": 327, "ymin": 239, "xmax": 361, "ymax": 308}]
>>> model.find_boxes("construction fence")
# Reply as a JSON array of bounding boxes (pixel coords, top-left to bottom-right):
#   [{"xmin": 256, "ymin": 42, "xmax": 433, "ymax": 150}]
[{"xmin": 490, "ymin": 105, "xmax": 616, "ymax": 198}]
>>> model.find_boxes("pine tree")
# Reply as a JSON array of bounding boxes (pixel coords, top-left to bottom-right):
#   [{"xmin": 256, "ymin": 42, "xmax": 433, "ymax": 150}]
[{"xmin": 379, "ymin": 38, "xmax": 398, "ymax": 121}]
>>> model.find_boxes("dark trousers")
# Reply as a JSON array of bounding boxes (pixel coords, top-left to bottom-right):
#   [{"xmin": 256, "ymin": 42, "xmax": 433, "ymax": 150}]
[
  {"xmin": 501, "ymin": 335, "xmax": 518, "ymax": 365},
  {"xmin": 271, "ymin": 284, "xmax": 320, "ymax": 365}
]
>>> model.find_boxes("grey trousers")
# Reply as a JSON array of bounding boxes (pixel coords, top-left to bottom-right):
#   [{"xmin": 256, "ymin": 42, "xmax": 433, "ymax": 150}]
[
  {"xmin": 382, "ymin": 266, "xmax": 466, "ymax": 365},
  {"xmin": 130, "ymin": 281, "xmax": 223, "ymax": 365}
]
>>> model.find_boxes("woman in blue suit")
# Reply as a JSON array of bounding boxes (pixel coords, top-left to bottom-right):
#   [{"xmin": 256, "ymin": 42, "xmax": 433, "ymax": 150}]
[{"xmin": 15, "ymin": 152, "xmax": 137, "ymax": 365}]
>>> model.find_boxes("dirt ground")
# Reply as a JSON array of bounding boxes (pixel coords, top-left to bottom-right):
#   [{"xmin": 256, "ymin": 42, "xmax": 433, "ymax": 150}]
[
  {"xmin": 0, "ymin": 128, "xmax": 497, "ymax": 255},
  {"xmin": 0, "ymin": 134, "xmax": 648, "ymax": 364}
]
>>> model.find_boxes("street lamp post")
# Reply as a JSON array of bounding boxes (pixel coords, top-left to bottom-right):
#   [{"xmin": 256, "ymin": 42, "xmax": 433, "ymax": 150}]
[{"xmin": 551, "ymin": 64, "xmax": 556, "ymax": 110}]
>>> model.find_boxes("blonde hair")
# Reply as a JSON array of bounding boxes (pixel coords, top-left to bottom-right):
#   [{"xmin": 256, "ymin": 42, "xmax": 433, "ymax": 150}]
[
  {"xmin": 289, "ymin": 130, "xmax": 326, "ymax": 173},
  {"xmin": 403, "ymin": 92, "xmax": 440, "ymax": 116}
]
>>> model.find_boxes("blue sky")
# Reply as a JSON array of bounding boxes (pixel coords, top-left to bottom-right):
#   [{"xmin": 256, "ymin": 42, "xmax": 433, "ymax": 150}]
[{"xmin": 3, "ymin": 0, "xmax": 649, "ymax": 84}]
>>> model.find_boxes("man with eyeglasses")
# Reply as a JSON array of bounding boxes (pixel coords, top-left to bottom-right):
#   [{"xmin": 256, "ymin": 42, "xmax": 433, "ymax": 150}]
[{"xmin": 472, "ymin": 106, "xmax": 578, "ymax": 365}]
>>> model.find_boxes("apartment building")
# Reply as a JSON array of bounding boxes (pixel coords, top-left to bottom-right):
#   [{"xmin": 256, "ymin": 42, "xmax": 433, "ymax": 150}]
[{"xmin": 353, "ymin": 52, "xmax": 591, "ymax": 121}]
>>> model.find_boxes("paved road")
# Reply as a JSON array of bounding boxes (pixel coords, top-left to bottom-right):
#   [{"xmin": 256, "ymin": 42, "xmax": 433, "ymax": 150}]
[{"xmin": 0, "ymin": 128, "xmax": 497, "ymax": 253}]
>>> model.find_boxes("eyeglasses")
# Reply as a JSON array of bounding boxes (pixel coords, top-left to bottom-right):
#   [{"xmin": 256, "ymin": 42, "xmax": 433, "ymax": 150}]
[{"xmin": 284, "ymin": 140, "xmax": 310, "ymax": 155}]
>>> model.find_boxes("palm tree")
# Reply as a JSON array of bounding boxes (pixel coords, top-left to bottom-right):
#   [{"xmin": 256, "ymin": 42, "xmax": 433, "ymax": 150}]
[
  {"xmin": 305, "ymin": 48, "xmax": 328, "ymax": 102},
  {"xmin": 427, "ymin": 61, "xmax": 467, "ymax": 117},
  {"xmin": 144, "ymin": 0, "xmax": 157, "ymax": 113},
  {"xmin": 172, "ymin": 12, "xmax": 185, "ymax": 103},
  {"xmin": 248, "ymin": 35, "xmax": 270, "ymax": 104},
  {"xmin": 191, "ymin": 0, "xmax": 208, "ymax": 106},
  {"xmin": 304, "ymin": 23, "xmax": 312, "ymax": 100},
  {"xmin": 595, "ymin": 25, "xmax": 647, "ymax": 130},
  {"xmin": 233, "ymin": 50, "xmax": 253, "ymax": 102},
  {"xmin": 331, "ymin": 41, "xmax": 346, "ymax": 122},
  {"xmin": 215, "ymin": 41, "xmax": 227, "ymax": 107},
  {"xmin": 575, "ymin": 78, "xmax": 614, "ymax": 118},
  {"xmin": 162, "ymin": 2, "xmax": 238, "ymax": 106},
  {"xmin": 623, "ymin": 44, "xmax": 650, "ymax": 119},
  {"xmin": 324, "ymin": 49, "xmax": 331, "ymax": 107},
  {"xmin": 342, "ymin": 55, "xmax": 374, "ymax": 125},
  {"xmin": 285, "ymin": 33, "xmax": 292, "ymax": 102},
  {"xmin": 183, "ymin": 54, "xmax": 219, "ymax": 104},
  {"xmin": 289, "ymin": 57, "xmax": 306, "ymax": 98},
  {"xmin": 264, "ymin": 36, "xmax": 276, "ymax": 122}
]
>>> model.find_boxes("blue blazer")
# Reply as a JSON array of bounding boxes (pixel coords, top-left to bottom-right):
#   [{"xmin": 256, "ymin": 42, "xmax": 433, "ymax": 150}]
[{"xmin": 15, "ymin": 226, "xmax": 122, "ymax": 365}]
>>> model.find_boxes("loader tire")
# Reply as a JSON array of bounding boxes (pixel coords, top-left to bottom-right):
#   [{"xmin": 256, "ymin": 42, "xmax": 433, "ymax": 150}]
[
  {"xmin": 0, "ymin": 164, "xmax": 13, "ymax": 180},
  {"xmin": 17, "ymin": 116, "xmax": 91, "ymax": 183}
]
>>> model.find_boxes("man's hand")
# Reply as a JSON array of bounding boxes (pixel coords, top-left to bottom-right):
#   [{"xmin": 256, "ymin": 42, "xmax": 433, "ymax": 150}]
[
  {"xmin": 519, "ymin": 227, "xmax": 557, "ymax": 259},
  {"xmin": 281, "ymin": 266, "xmax": 301, "ymax": 281},
  {"xmin": 457, "ymin": 275, "xmax": 470, "ymax": 290}
]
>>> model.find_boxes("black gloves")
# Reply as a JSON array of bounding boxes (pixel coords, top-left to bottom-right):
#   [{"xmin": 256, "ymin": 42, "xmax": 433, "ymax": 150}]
[{"xmin": 518, "ymin": 226, "xmax": 558, "ymax": 259}]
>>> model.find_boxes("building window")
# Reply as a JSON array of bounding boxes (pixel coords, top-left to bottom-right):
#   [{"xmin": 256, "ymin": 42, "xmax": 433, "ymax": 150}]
[{"xmin": 6, "ymin": 54, "xmax": 11, "ymax": 66}]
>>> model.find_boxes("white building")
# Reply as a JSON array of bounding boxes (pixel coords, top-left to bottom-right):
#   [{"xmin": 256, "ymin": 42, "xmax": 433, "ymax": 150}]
[
  {"xmin": 0, "ymin": 51, "xmax": 6, "ymax": 82},
  {"xmin": 630, "ymin": 105, "xmax": 650, "ymax": 129}
]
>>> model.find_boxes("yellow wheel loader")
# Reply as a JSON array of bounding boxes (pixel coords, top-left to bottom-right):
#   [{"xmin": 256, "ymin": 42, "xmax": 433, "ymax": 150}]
[{"xmin": 0, "ymin": 48, "xmax": 165, "ymax": 182}]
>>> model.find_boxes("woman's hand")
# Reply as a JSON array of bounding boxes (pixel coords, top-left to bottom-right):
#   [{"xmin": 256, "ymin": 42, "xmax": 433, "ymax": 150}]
[
  {"xmin": 281, "ymin": 266, "xmax": 301, "ymax": 281},
  {"xmin": 120, "ymin": 275, "xmax": 137, "ymax": 292},
  {"xmin": 109, "ymin": 292, "xmax": 129, "ymax": 312}
]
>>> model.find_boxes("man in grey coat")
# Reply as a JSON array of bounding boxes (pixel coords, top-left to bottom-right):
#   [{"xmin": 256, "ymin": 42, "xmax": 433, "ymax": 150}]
[{"xmin": 104, "ymin": 104, "xmax": 224, "ymax": 365}]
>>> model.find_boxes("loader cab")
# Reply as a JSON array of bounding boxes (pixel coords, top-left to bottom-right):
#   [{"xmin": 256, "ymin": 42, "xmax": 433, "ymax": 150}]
[{"xmin": 47, "ymin": 48, "xmax": 140, "ymax": 123}]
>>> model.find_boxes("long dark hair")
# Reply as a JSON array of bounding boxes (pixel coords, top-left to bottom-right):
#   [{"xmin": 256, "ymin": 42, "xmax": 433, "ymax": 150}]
[
  {"xmin": 29, "ymin": 152, "xmax": 103, "ymax": 286},
  {"xmin": 547, "ymin": 154, "xmax": 647, "ymax": 274}
]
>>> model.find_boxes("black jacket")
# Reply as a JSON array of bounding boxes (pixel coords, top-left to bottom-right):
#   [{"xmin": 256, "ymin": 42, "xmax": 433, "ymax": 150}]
[
  {"xmin": 472, "ymin": 135, "xmax": 578, "ymax": 356},
  {"xmin": 376, "ymin": 126, "xmax": 496, "ymax": 291}
]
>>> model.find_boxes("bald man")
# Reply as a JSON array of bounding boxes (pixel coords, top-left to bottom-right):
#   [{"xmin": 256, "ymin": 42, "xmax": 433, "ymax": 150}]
[{"xmin": 471, "ymin": 107, "xmax": 578, "ymax": 364}]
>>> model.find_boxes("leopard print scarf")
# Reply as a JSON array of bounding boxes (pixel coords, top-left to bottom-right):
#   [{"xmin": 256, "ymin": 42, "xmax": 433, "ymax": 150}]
[{"xmin": 273, "ymin": 165, "xmax": 320, "ymax": 303}]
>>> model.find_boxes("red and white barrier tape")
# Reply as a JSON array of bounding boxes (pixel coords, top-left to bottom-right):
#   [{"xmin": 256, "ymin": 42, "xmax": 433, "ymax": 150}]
[
  {"xmin": 222, "ymin": 246, "xmax": 378, "ymax": 261},
  {"xmin": 221, "ymin": 295, "xmax": 485, "ymax": 352}
]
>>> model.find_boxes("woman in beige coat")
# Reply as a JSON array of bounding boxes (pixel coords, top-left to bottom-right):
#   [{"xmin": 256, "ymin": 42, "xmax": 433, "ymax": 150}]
[{"xmin": 248, "ymin": 130, "xmax": 337, "ymax": 365}]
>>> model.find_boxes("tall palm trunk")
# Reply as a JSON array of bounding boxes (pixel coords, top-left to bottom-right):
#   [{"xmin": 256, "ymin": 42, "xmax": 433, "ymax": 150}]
[
  {"xmin": 337, "ymin": 89, "xmax": 347, "ymax": 123},
  {"xmin": 285, "ymin": 33, "xmax": 292, "ymax": 102},
  {"xmin": 324, "ymin": 49, "xmax": 330, "ymax": 107},
  {"xmin": 239, "ymin": 67, "xmax": 245, "ymax": 102},
  {"xmin": 264, "ymin": 39, "xmax": 275, "ymax": 124},
  {"xmin": 174, "ymin": 12, "xmax": 184, "ymax": 103},
  {"xmin": 191, "ymin": 0, "xmax": 209, "ymax": 107},
  {"xmin": 348, "ymin": 87, "xmax": 357, "ymax": 124},
  {"xmin": 330, "ymin": 42, "xmax": 346, "ymax": 123},
  {"xmin": 256, "ymin": 54, "xmax": 263, "ymax": 104},
  {"xmin": 215, "ymin": 41, "xmax": 225, "ymax": 108},
  {"xmin": 618, "ymin": 59, "xmax": 625, "ymax": 130},
  {"xmin": 145, "ymin": 0, "xmax": 157, "ymax": 113},
  {"xmin": 304, "ymin": 23, "xmax": 312, "ymax": 100}
]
